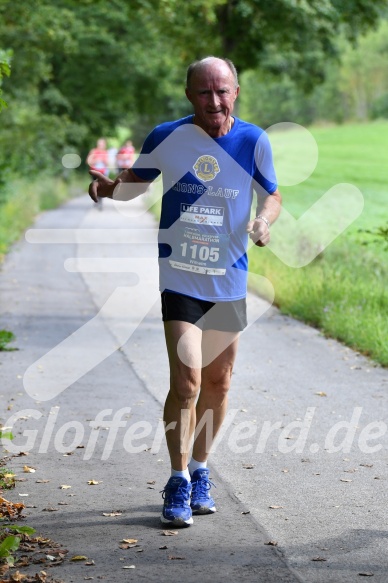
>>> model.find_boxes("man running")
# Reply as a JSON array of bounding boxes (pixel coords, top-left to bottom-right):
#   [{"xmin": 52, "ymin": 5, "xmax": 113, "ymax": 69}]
[{"xmin": 88, "ymin": 56, "xmax": 281, "ymax": 527}]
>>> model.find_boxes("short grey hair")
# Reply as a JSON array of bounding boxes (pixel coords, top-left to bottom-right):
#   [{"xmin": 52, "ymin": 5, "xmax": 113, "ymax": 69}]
[{"xmin": 186, "ymin": 57, "xmax": 239, "ymax": 89}]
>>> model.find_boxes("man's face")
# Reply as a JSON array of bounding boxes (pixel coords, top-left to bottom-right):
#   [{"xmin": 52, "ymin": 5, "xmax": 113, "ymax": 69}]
[{"xmin": 186, "ymin": 61, "xmax": 240, "ymax": 138}]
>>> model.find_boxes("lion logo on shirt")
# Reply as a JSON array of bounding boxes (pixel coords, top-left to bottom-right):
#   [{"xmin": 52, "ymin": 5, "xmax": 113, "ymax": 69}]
[{"xmin": 193, "ymin": 155, "xmax": 220, "ymax": 182}]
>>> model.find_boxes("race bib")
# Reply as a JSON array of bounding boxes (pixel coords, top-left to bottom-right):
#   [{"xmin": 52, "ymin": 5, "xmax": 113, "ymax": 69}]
[{"xmin": 169, "ymin": 226, "xmax": 229, "ymax": 275}]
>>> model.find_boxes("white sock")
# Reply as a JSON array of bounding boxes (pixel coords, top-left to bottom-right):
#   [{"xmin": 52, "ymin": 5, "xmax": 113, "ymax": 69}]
[
  {"xmin": 188, "ymin": 458, "xmax": 207, "ymax": 475},
  {"xmin": 171, "ymin": 467, "xmax": 191, "ymax": 482}
]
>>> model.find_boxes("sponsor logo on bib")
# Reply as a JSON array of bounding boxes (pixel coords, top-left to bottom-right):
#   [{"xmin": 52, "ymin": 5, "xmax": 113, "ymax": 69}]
[{"xmin": 193, "ymin": 155, "xmax": 220, "ymax": 182}]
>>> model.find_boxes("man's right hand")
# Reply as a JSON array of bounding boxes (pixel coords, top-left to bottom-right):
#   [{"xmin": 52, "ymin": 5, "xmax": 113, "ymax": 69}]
[{"xmin": 88, "ymin": 170, "xmax": 122, "ymax": 203}]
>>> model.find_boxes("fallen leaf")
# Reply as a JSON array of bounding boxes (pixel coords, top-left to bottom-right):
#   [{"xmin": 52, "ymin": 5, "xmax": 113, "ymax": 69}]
[
  {"xmin": 102, "ymin": 512, "xmax": 122, "ymax": 517},
  {"xmin": 147, "ymin": 480, "xmax": 156, "ymax": 485},
  {"xmin": 360, "ymin": 463, "xmax": 373, "ymax": 468},
  {"xmin": 241, "ymin": 511, "xmax": 250, "ymax": 515},
  {"xmin": 23, "ymin": 465, "xmax": 36, "ymax": 473},
  {"xmin": 8, "ymin": 570, "xmax": 28, "ymax": 581},
  {"xmin": 60, "ymin": 485, "xmax": 72, "ymax": 489},
  {"xmin": 71, "ymin": 555, "xmax": 88, "ymax": 561},
  {"xmin": 315, "ymin": 392, "xmax": 327, "ymax": 397},
  {"xmin": 122, "ymin": 565, "xmax": 136, "ymax": 569},
  {"xmin": 58, "ymin": 502, "xmax": 69, "ymax": 506},
  {"xmin": 136, "ymin": 549, "xmax": 144, "ymax": 553},
  {"xmin": 281, "ymin": 469, "xmax": 289, "ymax": 473},
  {"xmin": 265, "ymin": 540, "xmax": 278, "ymax": 546},
  {"xmin": 36, "ymin": 479, "xmax": 50, "ymax": 483},
  {"xmin": 340, "ymin": 479, "xmax": 352, "ymax": 483},
  {"xmin": 122, "ymin": 539, "xmax": 138, "ymax": 544},
  {"xmin": 269, "ymin": 505, "xmax": 283, "ymax": 509},
  {"xmin": 42, "ymin": 507, "xmax": 58, "ymax": 512},
  {"xmin": 162, "ymin": 530, "xmax": 178, "ymax": 536},
  {"xmin": 18, "ymin": 493, "xmax": 29, "ymax": 497},
  {"xmin": 85, "ymin": 560, "xmax": 95, "ymax": 566},
  {"xmin": 358, "ymin": 573, "xmax": 374, "ymax": 577},
  {"xmin": 311, "ymin": 557, "xmax": 327, "ymax": 561},
  {"xmin": 159, "ymin": 546, "xmax": 168, "ymax": 550},
  {"xmin": 84, "ymin": 578, "xmax": 94, "ymax": 581},
  {"xmin": 242, "ymin": 464, "xmax": 255, "ymax": 469},
  {"xmin": 87, "ymin": 480, "xmax": 101, "ymax": 485}
]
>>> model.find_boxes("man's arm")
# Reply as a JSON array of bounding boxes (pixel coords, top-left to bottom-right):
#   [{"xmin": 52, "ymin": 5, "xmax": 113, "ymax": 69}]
[
  {"xmin": 246, "ymin": 189, "xmax": 282, "ymax": 247},
  {"xmin": 88, "ymin": 168, "xmax": 151, "ymax": 203}
]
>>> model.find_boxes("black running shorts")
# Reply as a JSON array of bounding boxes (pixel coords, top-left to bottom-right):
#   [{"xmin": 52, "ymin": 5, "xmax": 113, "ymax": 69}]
[{"xmin": 161, "ymin": 291, "xmax": 247, "ymax": 332}]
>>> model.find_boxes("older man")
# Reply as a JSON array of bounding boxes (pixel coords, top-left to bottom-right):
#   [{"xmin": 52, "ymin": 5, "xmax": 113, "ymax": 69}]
[{"xmin": 89, "ymin": 56, "xmax": 281, "ymax": 527}]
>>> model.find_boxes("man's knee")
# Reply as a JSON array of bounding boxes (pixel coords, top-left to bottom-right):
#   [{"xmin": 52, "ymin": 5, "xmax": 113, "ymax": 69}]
[
  {"xmin": 170, "ymin": 367, "xmax": 201, "ymax": 402},
  {"xmin": 202, "ymin": 368, "xmax": 232, "ymax": 396}
]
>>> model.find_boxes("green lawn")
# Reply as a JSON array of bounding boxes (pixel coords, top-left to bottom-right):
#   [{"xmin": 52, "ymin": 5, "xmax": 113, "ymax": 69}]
[{"xmin": 248, "ymin": 120, "xmax": 388, "ymax": 365}]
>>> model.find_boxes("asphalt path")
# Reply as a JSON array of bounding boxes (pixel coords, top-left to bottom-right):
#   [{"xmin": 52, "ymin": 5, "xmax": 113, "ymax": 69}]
[{"xmin": 0, "ymin": 194, "xmax": 387, "ymax": 582}]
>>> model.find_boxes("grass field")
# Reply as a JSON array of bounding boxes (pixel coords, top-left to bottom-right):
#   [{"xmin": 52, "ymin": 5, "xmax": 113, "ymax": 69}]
[{"xmin": 248, "ymin": 120, "xmax": 388, "ymax": 365}]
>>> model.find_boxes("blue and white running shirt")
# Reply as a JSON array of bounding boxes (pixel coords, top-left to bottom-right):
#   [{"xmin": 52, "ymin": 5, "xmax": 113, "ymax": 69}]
[{"xmin": 132, "ymin": 115, "xmax": 277, "ymax": 302}]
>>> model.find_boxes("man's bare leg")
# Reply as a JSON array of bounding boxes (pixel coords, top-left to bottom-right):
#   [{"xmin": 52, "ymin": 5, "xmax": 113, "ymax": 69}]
[
  {"xmin": 163, "ymin": 320, "xmax": 202, "ymax": 471},
  {"xmin": 192, "ymin": 330, "xmax": 239, "ymax": 462}
]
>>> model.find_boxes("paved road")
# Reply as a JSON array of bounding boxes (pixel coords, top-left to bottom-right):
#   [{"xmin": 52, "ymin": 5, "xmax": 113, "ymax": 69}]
[{"xmin": 1, "ymin": 195, "xmax": 387, "ymax": 582}]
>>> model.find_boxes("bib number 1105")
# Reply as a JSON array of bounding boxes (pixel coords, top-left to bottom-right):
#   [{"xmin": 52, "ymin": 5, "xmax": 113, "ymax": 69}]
[{"xmin": 180, "ymin": 242, "xmax": 219, "ymax": 262}]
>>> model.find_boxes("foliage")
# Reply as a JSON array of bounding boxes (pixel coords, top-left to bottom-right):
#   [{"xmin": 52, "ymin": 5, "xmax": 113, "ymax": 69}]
[
  {"xmin": 0, "ymin": 330, "xmax": 16, "ymax": 352},
  {"xmin": 0, "ymin": 534, "xmax": 20, "ymax": 565},
  {"xmin": 149, "ymin": 0, "xmax": 388, "ymax": 90},
  {"xmin": 0, "ymin": 469, "xmax": 15, "ymax": 490},
  {"xmin": 0, "ymin": 48, "xmax": 12, "ymax": 111},
  {"xmin": 0, "ymin": 525, "xmax": 35, "ymax": 567},
  {"xmin": 0, "ymin": 0, "xmax": 188, "ymax": 165},
  {"xmin": 239, "ymin": 19, "xmax": 388, "ymax": 127}
]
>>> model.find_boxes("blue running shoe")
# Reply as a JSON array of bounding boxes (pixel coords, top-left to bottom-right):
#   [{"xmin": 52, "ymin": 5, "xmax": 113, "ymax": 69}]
[
  {"xmin": 160, "ymin": 476, "xmax": 193, "ymax": 527},
  {"xmin": 190, "ymin": 468, "xmax": 216, "ymax": 515}
]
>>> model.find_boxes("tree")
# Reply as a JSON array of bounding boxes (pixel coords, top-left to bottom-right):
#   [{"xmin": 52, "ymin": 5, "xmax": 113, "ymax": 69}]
[
  {"xmin": 145, "ymin": 0, "xmax": 388, "ymax": 89},
  {"xmin": 0, "ymin": 0, "xmax": 387, "ymax": 181}
]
